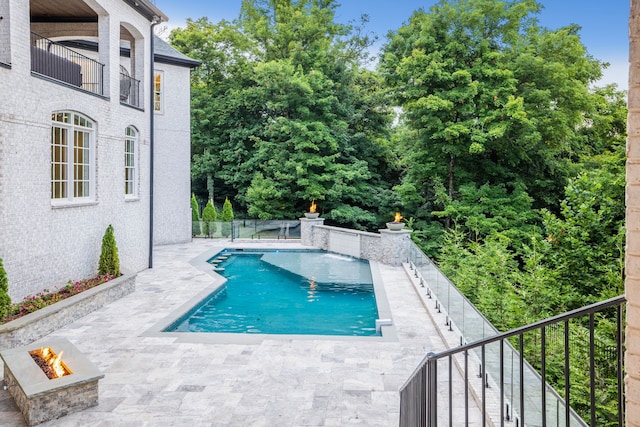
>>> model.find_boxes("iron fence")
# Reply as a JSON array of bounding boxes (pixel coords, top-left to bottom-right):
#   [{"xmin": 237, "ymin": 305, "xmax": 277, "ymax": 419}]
[
  {"xmin": 30, "ymin": 32, "xmax": 104, "ymax": 96},
  {"xmin": 120, "ymin": 68, "xmax": 141, "ymax": 108}
]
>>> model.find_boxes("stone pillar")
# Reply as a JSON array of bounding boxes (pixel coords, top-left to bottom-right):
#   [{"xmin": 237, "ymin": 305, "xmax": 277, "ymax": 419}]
[
  {"xmin": 379, "ymin": 229, "xmax": 412, "ymax": 266},
  {"xmin": 628, "ymin": 2, "xmax": 640, "ymax": 426},
  {"xmin": 300, "ymin": 217, "xmax": 325, "ymax": 246}
]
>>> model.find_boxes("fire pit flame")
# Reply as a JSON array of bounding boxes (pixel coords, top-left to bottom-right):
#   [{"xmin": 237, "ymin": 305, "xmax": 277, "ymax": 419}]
[
  {"xmin": 309, "ymin": 200, "xmax": 317, "ymax": 213},
  {"xmin": 393, "ymin": 212, "xmax": 403, "ymax": 223},
  {"xmin": 29, "ymin": 347, "xmax": 72, "ymax": 379}
]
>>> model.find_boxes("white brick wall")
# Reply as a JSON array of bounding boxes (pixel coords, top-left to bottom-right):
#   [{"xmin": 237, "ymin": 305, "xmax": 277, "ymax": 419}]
[
  {"xmin": 0, "ymin": 0, "xmax": 190, "ymax": 300},
  {"xmin": 153, "ymin": 61, "xmax": 192, "ymax": 245}
]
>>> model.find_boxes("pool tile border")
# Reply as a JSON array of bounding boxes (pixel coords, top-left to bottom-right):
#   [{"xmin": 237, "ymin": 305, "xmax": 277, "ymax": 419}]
[{"xmin": 141, "ymin": 246, "xmax": 397, "ymax": 344}]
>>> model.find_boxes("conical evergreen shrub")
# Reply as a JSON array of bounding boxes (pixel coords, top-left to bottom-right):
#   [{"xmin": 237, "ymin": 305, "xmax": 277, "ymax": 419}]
[
  {"xmin": 98, "ymin": 224, "xmax": 121, "ymax": 277},
  {"xmin": 0, "ymin": 257, "xmax": 11, "ymax": 321},
  {"xmin": 202, "ymin": 199, "xmax": 218, "ymax": 237},
  {"xmin": 221, "ymin": 197, "xmax": 234, "ymax": 237},
  {"xmin": 191, "ymin": 193, "xmax": 202, "ymax": 236}
]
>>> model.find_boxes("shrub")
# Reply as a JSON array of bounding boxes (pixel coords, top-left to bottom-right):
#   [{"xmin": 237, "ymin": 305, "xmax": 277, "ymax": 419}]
[
  {"xmin": 202, "ymin": 199, "xmax": 218, "ymax": 237},
  {"xmin": 99, "ymin": 224, "xmax": 121, "ymax": 277},
  {"xmin": 221, "ymin": 197, "xmax": 234, "ymax": 237},
  {"xmin": 3, "ymin": 274, "xmax": 114, "ymax": 323},
  {"xmin": 0, "ymin": 258, "xmax": 11, "ymax": 321},
  {"xmin": 191, "ymin": 193, "xmax": 202, "ymax": 236}
]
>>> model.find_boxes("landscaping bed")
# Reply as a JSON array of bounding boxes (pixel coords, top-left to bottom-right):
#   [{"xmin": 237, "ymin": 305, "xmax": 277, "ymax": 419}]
[{"xmin": 0, "ymin": 273, "xmax": 135, "ymax": 350}]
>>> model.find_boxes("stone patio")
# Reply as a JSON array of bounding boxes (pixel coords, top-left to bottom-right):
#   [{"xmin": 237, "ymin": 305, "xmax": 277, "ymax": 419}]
[{"xmin": 0, "ymin": 239, "xmax": 480, "ymax": 426}]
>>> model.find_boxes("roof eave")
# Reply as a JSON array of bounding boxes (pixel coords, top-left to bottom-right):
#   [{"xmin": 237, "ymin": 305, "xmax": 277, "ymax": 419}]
[
  {"xmin": 122, "ymin": 0, "xmax": 169, "ymax": 23},
  {"xmin": 154, "ymin": 54, "xmax": 201, "ymax": 69}
]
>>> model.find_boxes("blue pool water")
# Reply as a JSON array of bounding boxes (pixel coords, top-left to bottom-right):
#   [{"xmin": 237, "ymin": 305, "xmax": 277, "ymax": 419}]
[{"xmin": 165, "ymin": 249, "xmax": 380, "ymax": 336}]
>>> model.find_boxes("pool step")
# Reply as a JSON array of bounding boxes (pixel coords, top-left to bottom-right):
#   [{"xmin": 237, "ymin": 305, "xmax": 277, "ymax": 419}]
[{"xmin": 213, "ymin": 267, "xmax": 225, "ymax": 272}]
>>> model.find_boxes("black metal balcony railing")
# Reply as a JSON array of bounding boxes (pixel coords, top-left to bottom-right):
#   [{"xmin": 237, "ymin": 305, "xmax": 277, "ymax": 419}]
[
  {"xmin": 120, "ymin": 65, "xmax": 141, "ymax": 108},
  {"xmin": 399, "ymin": 295, "xmax": 625, "ymax": 427},
  {"xmin": 30, "ymin": 32, "xmax": 104, "ymax": 96}
]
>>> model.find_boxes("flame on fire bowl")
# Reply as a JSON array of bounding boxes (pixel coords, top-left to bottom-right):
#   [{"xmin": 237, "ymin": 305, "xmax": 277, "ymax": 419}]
[{"xmin": 29, "ymin": 347, "xmax": 72, "ymax": 379}]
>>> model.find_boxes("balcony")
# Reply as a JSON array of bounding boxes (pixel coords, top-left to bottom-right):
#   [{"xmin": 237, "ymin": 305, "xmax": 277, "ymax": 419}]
[
  {"xmin": 30, "ymin": 32, "xmax": 104, "ymax": 96},
  {"xmin": 120, "ymin": 65, "xmax": 141, "ymax": 108}
]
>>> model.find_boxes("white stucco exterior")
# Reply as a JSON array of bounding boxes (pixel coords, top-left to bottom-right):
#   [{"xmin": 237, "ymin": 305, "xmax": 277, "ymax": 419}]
[{"xmin": 0, "ymin": 0, "xmax": 195, "ymax": 300}]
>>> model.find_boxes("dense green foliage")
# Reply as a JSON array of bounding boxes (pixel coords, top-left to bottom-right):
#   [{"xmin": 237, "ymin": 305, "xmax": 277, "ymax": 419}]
[
  {"xmin": 380, "ymin": 0, "xmax": 605, "ymax": 242},
  {"xmin": 170, "ymin": 0, "xmax": 399, "ymax": 229},
  {"xmin": 98, "ymin": 225, "xmax": 120, "ymax": 277},
  {"xmin": 0, "ymin": 258, "xmax": 11, "ymax": 321},
  {"xmin": 170, "ymin": 1, "xmax": 625, "ymax": 422},
  {"xmin": 202, "ymin": 199, "xmax": 218, "ymax": 236},
  {"xmin": 379, "ymin": 1, "xmax": 625, "ymax": 423},
  {"xmin": 191, "ymin": 193, "xmax": 202, "ymax": 236}
]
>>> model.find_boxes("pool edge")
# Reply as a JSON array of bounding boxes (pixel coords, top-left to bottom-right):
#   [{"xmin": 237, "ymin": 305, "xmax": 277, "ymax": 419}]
[{"xmin": 141, "ymin": 245, "xmax": 399, "ymax": 344}]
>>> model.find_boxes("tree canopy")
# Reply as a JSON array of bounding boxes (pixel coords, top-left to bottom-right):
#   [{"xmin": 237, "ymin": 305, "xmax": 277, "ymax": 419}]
[
  {"xmin": 380, "ymin": 0, "xmax": 606, "ymax": 243},
  {"xmin": 170, "ymin": 0, "xmax": 399, "ymax": 229}
]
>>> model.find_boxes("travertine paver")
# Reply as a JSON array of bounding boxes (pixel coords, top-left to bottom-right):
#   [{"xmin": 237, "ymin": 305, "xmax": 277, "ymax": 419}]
[{"xmin": 0, "ymin": 239, "xmax": 479, "ymax": 426}]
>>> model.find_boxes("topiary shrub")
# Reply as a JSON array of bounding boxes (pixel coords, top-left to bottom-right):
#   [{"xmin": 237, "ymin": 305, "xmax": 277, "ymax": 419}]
[
  {"xmin": 0, "ymin": 257, "xmax": 11, "ymax": 321},
  {"xmin": 221, "ymin": 197, "xmax": 234, "ymax": 237},
  {"xmin": 202, "ymin": 199, "xmax": 218, "ymax": 237},
  {"xmin": 191, "ymin": 193, "xmax": 202, "ymax": 237},
  {"xmin": 99, "ymin": 224, "xmax": 121, "ymax": 277}
]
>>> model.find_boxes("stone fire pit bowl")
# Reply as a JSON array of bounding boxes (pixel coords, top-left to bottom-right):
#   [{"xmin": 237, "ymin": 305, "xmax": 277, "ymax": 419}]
[{"xmin": 0, "ymin": 337, "xmax": 104, "ymax": 426}]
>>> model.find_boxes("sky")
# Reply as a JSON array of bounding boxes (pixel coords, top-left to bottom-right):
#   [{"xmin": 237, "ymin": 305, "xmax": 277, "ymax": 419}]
[{"xmin": 151, "ymin": 0, "xmax": 629, "ymax": 90}]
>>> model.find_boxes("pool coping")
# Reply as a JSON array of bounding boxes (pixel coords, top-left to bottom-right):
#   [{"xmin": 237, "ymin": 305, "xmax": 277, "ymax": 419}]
[{"xmin": 141, "ymin": 246, "xmax": 397, "ymax": 344}]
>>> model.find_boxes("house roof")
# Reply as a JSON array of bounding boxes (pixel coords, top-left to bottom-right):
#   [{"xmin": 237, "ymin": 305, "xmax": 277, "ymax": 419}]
[
  {"xmin": 122, "ymin": 0, "xmax": 169, "ymax": 23},
  {"xmin": 154, "ymin": 36, "xmax": 202, "ymax": 68}
]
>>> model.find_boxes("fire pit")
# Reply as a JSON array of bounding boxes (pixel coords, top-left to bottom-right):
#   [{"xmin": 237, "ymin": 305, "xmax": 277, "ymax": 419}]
[{"xmin": 0, "ymin": 338, "xmax": 104, "ymax": 426}]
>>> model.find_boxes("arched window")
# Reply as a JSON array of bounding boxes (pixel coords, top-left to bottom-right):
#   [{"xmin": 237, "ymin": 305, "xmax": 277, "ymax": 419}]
[
  {"xmin": 125, "ymin": 126, "xmax": 138, "ymax": 197},
  {"xmin": 51, "ymin": 111, "xmax": 95, "ymax": 202}
]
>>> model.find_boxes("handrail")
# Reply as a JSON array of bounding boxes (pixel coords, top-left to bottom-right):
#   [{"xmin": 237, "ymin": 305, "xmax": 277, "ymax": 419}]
[
  {"xmin": 30, "ymin": 32, "xmax": 104, "ymax": 96},
  {"xmin": 120, "ymin": 66, "xmax": 141, "ymax": 108},
  {"xmin": 400, "ymin": 288, "xmax": 625, "ymax": 427},
  {"xmin": 416, "ymin": 295, "xmax": 625, "ymax": 366}
]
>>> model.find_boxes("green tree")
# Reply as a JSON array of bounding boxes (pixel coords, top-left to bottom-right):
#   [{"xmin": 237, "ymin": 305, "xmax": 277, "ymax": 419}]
[
  {"xmin": 380, "ymin": 0, "xmax": 604, "ymax": 244},
  {"xmin": 202, "ymin": 199, "xmax": 218, "ymax": 237},
  {"xmin": 0, "ymin": 258, "xmax": 11, "ymax": 321},
  {"xmin": 221, "ymin": 197, "xmax": 234, "ymax": 237},
  {"xmin": 191, "ymin": 193, "xmax": 202, "ymax": 236},
  {"xmin": 170, "ymin": 1, "xmax": 396, "ymax": 228},
  {"xmin": 98, "ymin": 225, "xmax": 120, "ymax": 277}
]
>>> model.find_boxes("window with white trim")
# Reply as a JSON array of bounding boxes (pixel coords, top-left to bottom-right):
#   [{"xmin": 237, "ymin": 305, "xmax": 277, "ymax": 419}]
[
  {"xmin": 125, "ymin": 126, "xmax": 138, "ymax": 197},
  {"xmin": 153, "ymin": 70, "xmax": 163, "ymax": 113},
  {"xmin": 51, "ymin": 112, "xmax": 95, "ymax": 202}
]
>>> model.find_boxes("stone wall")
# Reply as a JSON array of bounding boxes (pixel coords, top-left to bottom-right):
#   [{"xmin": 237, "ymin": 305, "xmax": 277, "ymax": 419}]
[
  {"xmin": 0, "ymin": 273, "xmax": 135, "ymax": 350},
  {"xmin": 299, "ymin": 219, "xmax": 410, "ymax": 266},
  {"xmin": 3, "ymin": 364, "xmax": 100, "ymax": 426}
]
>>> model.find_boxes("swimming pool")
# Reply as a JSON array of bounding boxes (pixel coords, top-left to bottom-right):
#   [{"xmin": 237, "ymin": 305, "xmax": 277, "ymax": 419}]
[{"xmin": 164, "ymin": 249, "xmax": 381, "ymax": 336}]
